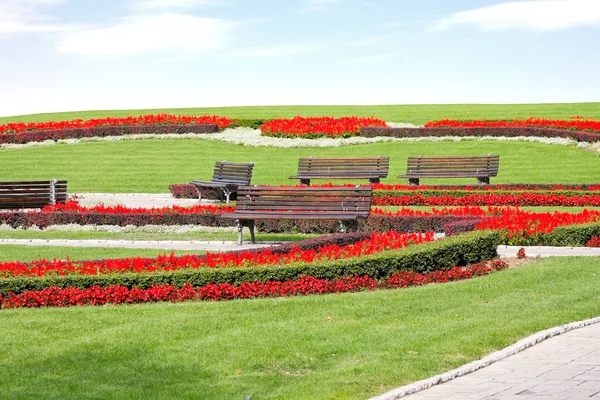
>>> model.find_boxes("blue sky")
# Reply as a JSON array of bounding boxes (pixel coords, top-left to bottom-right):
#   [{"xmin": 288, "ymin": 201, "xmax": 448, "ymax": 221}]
[{"xmin": 1, "ymin": 0, "xmax": 599, "ymax": 116}]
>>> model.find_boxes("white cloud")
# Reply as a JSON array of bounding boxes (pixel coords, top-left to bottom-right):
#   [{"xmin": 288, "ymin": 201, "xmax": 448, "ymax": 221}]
[
  {"xmin": 0, "ymin": 0, "xmax": 74, "ymax": 35},
  {"xmin": 130, "ymin": 0, "xmax": 218, "ymax": 10},
  {"xmin": 430, "ymin": 0, "xmax": 600, "ymax": 32},
  {"xmin": 300, "ymin": 0, "xmax": 341, "ymax": 12},
  {"xmin": 351, "ymin": 54, "xmax": 393, "ymax": 63},
  {"xmin": 57, "ymin": 13, "xmax": 237, "ymax": 55},
  {"xmin": 233, "ymin": 43, "xmax": 320, "ymax": 58},
  {"xmin": 351, "ymin": 35, "xmax": 392, "ymax": 47}
]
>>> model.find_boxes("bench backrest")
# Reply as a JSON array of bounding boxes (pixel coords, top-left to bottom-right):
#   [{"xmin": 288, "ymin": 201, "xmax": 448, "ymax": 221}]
[
  {"xmin": 296, "ymin": 156, "xmax": 389, "ymax": 178},
  {"xmin": 406, "ymin": 155, "xmax": 500, "ymax": 176},
  {"xmin": 235, "ymin": 186, "xmax": 372, "ymax": 217},
  {"xmin": 0, "ymin": 180, "xmax": 68, "ymax": 209},
  {"xmin": 211, "ymin": 161, "xmax": 255, "ymax": 185}
]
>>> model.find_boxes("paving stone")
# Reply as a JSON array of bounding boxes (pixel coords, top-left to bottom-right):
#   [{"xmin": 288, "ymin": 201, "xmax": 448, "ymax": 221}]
[{"xmin": 398, "ymin": 323, "xmax": 600, "ymax": 400}]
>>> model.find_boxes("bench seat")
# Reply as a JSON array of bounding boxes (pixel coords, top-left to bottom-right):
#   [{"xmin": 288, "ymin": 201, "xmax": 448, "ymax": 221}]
[
  {"xmin": 289, "ymin": 156, "xmax": 389, "ymax": 185},
  {"xmin": 220, "ymin": 186, "xmax": 372, "ymax": 244},
  {"xmin": 190, "ymin": 161, "xmax": 255, "ymax": 203},
  {"xmin": 397, "ymin": 155, "xmax": 500, "ymax": 185},
  {"xmin": 0, "ymin": 180, "xmax": 67, "ymax": 209}
]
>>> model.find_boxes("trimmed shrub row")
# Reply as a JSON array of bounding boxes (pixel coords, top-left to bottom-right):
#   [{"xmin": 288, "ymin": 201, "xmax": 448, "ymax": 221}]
[
  {"xmin": 169, "ymin": 184, "xmax": 600, "ymax": 200},
  {"xmin": 374, "ymin": 189, "xmax": 600, "ymax": 198},
  {"xmin": 0, "ymin": 230, "xmax": 500, "ymax": 296},
  {"xmin": 0, "ymin": 124, "xmax": 219, "ymax": 145},
  {"xmin": 359, "ymin": 126, "xmax": 600, "ymax": 143},
  {"xmin": 518, "ymin": 222, "xmax": 600, "ymax": 246},
  {"xmin": 0, "ymin": 211, "xmax": 475, "ymax": 233}
]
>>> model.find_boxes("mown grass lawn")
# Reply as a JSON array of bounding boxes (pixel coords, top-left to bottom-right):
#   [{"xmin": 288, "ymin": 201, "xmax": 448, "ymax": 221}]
[
  {"xmin": 1, "ymin": 102, "xmax": 599, "ymax": 125},
  {"xmin": 0, "ymin": 245, "xmax": 208, "ymax": 262},
  {"xmin": 2, "ymin": 139, "xmax": 599, "ymax": 192},
  {"xmin": 0, "ymin": 257, "xmax": 599, "ymax": 400}
]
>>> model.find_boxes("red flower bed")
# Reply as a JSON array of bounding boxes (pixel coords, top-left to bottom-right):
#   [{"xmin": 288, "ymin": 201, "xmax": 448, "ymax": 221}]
[
  {"xmin": 371, "ymin": 183, "xmax": 600, "ymax": 191},
  {"xmin": 42, "ymin": 201, "xmax": 235, "ymax": 215},
  {"xmin": 0, "ymin": 231, "xmax": 435, "ymax": 278},
  {"xmin": 475, "ymin": 208, "xmax": 600, "ymax": 241},
  {"xmin": 585, "ymin": 236, "xmax": 600, "ymax": 247},
  {"xmin": 424, "ymin": 117, "xmax": 600, "ymax": 133},
  {"xmin": 0, "ymin": 114, "xmax": 236, "ymax": 134},
  {"xmin": 0, "ymin": 260, "xmax": 508, "ymax": 309},
  {"xmin": 373, "ymin": 193, "xmax": 600, "ymax": 207},
  {"xmin": 260, "ymin": 116, "xmax": 388, "ymax": 138}
]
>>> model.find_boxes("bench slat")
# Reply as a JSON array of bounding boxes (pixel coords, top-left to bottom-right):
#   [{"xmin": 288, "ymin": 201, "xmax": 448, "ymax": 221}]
[
  {"xmin": 398, "ymin": 155, "xmax": 500, "ymax": 185},
  {"xmin": 290, "ymin": 157, "xmax": 389, "ymax": 184},
  {"xmin": 0, "ymin": 180, "xmax": 68, "ymax": 210},
  {"xmin": 191, "ymin": 161, "xmax": 255, "ymax": 203}
]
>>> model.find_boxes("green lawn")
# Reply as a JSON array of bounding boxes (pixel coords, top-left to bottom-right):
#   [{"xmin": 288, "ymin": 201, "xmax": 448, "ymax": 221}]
[
  {"xmin": 0, "ymin": 257, "xmax": 598, "ymax": 399},
  {"xmin": 0, "ymin": 245, "xmax": 207, "ymax": 262},
  {"xmin": 2, "ymin": 139, "xmax": 599, "ymax": 192},
  {"xmin": 1, "ymin": 103, "xmax": 599, "ymax": 125}
]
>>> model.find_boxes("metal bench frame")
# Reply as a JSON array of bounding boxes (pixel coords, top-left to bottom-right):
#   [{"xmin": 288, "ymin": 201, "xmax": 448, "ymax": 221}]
[{"xmin": 190, "ymin": 161, "xmax": 255, "ymax": 204}]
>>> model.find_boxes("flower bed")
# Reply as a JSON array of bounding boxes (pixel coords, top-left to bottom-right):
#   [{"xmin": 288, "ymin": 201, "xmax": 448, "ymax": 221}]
[
  {"xmin": 260, "ymin": 116, "xmax": 388, "ymax": 138},
  {"xmin": 0, "ymin": 231, "xmax": 434, "ymax": 278},
  {"xmin": 359, "ymin": 126, "xmax": 600, "ymax": 143},
  {"xmin": 0, "ymin": 114, "xmax": 240, "ymax": 145},
  {"xmin": 424, "ymin": 116, "xmax": 600, "ymax": 132},
  {"xmin": 475, "ymin": 209, "xmax": 600, "ymax": 244},
  {"xmin": 0, "ymin": 201, "xmax": 487, "ymax": 233},
  {"xmin": 373, "ymin": 192, "xmax": 600, "ymax": 207},
  {"xmin": 170, "ymin": 183, "xmax": 600, "ymax": 206},
  {"xmin": 0, "ymin": 231, "xmax": 501, "ymax": 301},
  {"xmin": 0, "ymin": 259, "xmax": 507, "ymax": 309},
  {"xmin": 0, "ymin": 114, "xmax": 236, "ymax": 134}
]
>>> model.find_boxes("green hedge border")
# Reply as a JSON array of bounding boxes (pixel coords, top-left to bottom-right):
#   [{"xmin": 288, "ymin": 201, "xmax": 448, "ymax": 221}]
[{"xmin": 0, "ymin": 231, "xmax": 500, "ymax": 296}]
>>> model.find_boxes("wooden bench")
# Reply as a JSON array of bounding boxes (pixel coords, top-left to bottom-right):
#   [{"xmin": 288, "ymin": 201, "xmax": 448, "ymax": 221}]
[
  {"xmin": 190, "ymin": 161, "xmax": 255, "ymax": 203},
  {"xmin": 289, "ymin": 156, "xmax": 389, "ymax": 185},
  {"xmin": 219, "ymin": 186, "xmax": 372, "ymax": 245},
  {"xmin": 0, "ymin": 180, "xmax": 68, "ymax": 209},
  {"xmin": 397, "ymin": 155, "xmax": 500, "ymax": 185}
]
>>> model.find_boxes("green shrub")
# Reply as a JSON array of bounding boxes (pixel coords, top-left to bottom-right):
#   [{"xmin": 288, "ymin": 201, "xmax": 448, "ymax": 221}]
[{"xmin": 0, "ymin": 231, "xmax": 500, "ymax": 295}]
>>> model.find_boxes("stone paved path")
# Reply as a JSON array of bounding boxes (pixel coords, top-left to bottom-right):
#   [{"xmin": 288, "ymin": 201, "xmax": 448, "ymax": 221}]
[{"xmin": 397, "ymin": 323, "xmax": 600, "ymax": 400}]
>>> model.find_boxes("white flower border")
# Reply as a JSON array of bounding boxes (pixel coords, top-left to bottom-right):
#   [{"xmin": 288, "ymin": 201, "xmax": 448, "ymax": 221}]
[
  {"xmin": 0, "ymin": 124, "xmax": 596, "ymax": 151},
  {"xmin": 0, "ymin": 223, "xmax": 237, "ymax": 234}
]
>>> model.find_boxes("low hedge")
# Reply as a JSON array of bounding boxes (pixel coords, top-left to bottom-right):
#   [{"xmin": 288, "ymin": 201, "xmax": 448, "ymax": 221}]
[
  {"xmin": 235, "ymin": 119, "xmax": 267, "ymax": 129},
  {"xmin": 0, "ymin": 211, "xmax": 475, "ymax": 233},
  {"xmin": 169, "ymin": 184, "xmax": 600, "ymax": 200},
  {"xmin": 374, "ymin": 189, "xmax": 600, "ymax": 199},
  {"xmin": 529, "ymin": 222, "xmax": 600, "ymax": 246},
  {"xmin": 0, "ymin": 124, "xmax": 219, "ymax": 145},
  {"xmin": 359, "ymin": 126, "xmax": 600, "ymax": 143},
  {"xmin": 0, "ymin": 230, "xmax": 500, "ymax": 295}
]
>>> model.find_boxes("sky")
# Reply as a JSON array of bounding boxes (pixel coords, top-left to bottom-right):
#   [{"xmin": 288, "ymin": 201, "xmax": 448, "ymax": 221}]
[{"xmin": 0, "ymin": 0, "xmax": 599, "ymax": 117}]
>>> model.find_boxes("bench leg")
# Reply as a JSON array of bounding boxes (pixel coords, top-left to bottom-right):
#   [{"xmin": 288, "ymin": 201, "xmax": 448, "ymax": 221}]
[
  {"xmin": 368, "ymin": 178, "xmax": 380, "ymax": 184},
  {"xmin": 477, "ymin": 177, "xmax": 490, "ymax": 185},
  {"xmin": 339, "ymin": 220, "xmax": 347, "ymax": 233},
  {"xmin": 300, "ymin": 179, "xmax": 311, "ymax": 186},
  {"xmin": 235, "ymin": 219, "xmax": 244, "ymax": 245},
  {"xmin": 408, "ymin": 178, "xmax": 420, "ymax": 186},
  {"xmin": 222, "ymin": 188, "xmax": 232, "ymax": 204},
  {"xmin": 249, "ymin": 221, "xmax": 255, "ymax": 244}
]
